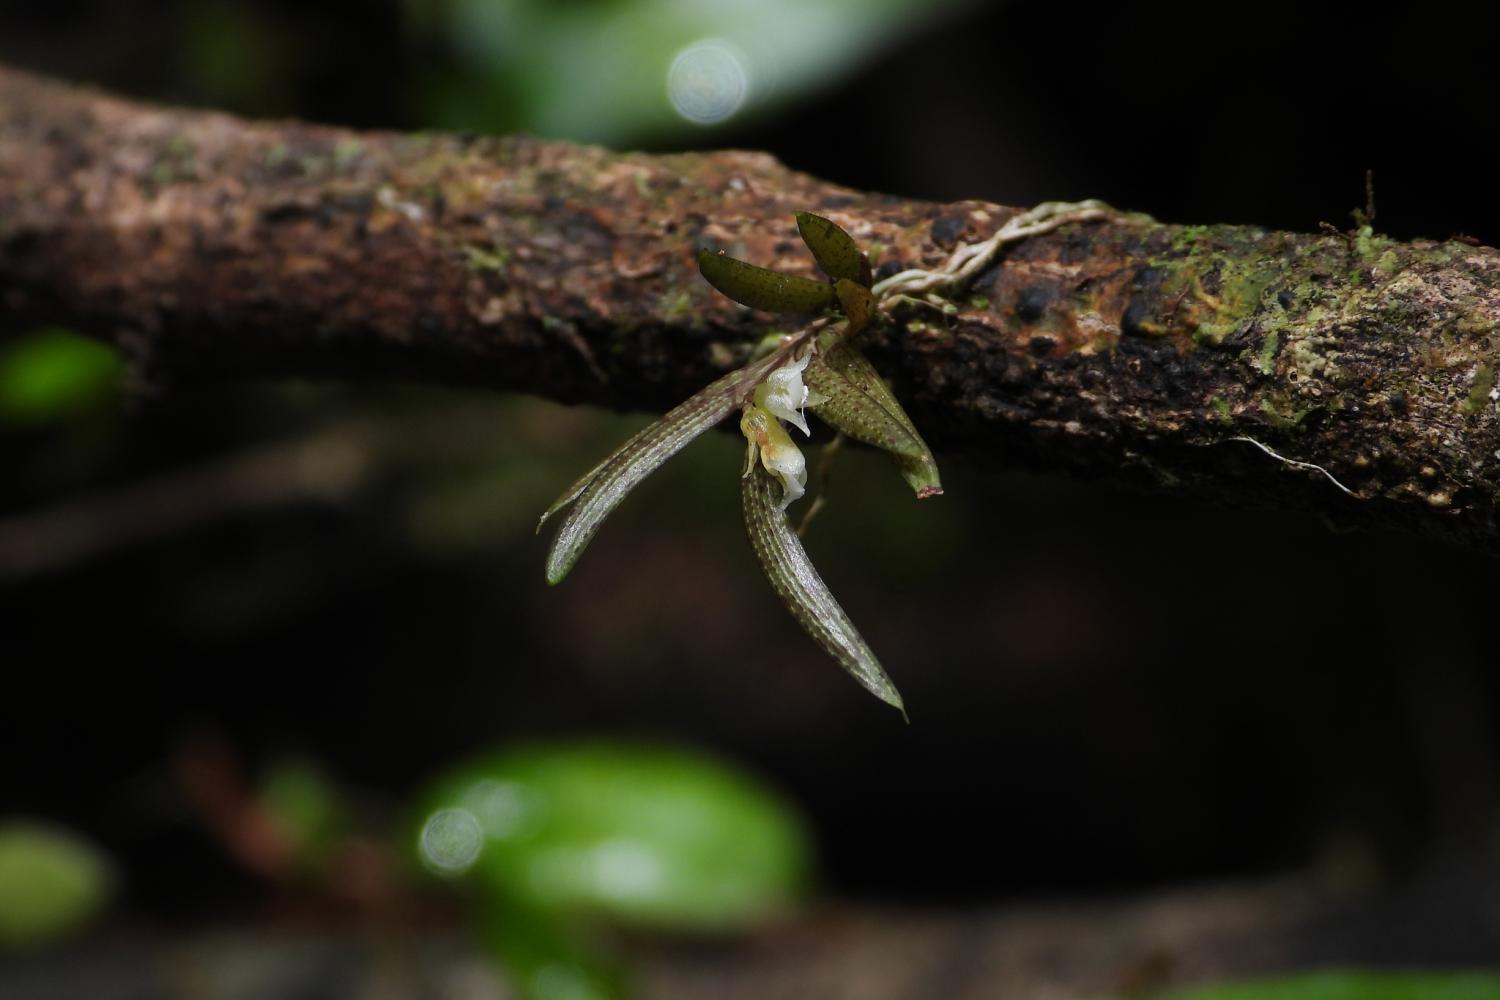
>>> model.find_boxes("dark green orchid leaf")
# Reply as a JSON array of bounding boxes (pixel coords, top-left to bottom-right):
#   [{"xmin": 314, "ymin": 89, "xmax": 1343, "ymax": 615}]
[
  {"xmin": 833, "ymin": 278, "xmax": 875, "ymax": 336},
  {"xmin": 741, "ymin": 463, "xmax": 905, "ymax": 714},
  {"xmin": 804, "ymin": 340, "xmax": 943, "ymax": 498},
  {"xmin": 540, "ymin": 344, "xmax": 800, "ymax": 585},
  {"xmin": 795, "ymin": 212, "xmax": 865, "ymax": 285},
  {"xmin": 698, "ymin": 249, "xmax": 836, "ymax": 314}
]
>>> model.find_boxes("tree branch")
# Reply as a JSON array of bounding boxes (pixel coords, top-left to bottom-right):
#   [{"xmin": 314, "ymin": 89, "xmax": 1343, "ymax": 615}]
[{"xmin": 4, "ymin": 66, "xmax": 1500, "ymax": 549}]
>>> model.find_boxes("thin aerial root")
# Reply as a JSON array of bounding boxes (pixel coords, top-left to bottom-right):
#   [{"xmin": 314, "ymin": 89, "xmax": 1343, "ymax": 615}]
[
  {"xmin": 1226, "ymin": 436, "xmax": 1359, "ymax": 498},
  {"xmin": 870, "ymin": 199, "xmax": 1132, "ymax": 302}
]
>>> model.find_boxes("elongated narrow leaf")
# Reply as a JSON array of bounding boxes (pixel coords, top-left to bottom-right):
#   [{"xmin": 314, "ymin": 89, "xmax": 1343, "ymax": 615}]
[
  {"xmin": 698, "ymin": 250, "xmax": 836, "ymax": 314},
  {"xmin": 541, "ymin": 349, "xmax": 793, "ymax": 584},
  {"xmin": 803, "ymin": 341, "xmax": 943, "ymax": 498},
  {"xmin": 795, "ymin": 212, "xmax": 865, "ymax": 284},
  {"xmin": 741, "ymin": 463, "xmax": 905, "ymax": 714}
]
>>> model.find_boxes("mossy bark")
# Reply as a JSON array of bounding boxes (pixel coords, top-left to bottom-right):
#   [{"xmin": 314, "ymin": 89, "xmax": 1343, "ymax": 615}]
[{"xmin": 3, "ymin": 67, "xmax": 1499, "ymax": 549}]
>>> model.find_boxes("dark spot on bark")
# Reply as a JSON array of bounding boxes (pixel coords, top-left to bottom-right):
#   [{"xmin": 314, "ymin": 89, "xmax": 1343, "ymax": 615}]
[
  {"xmin": 326, "ymin": 191, "xmax": 374, "ymax": 216},
  {"xmin": 1222, "ymin": 323, "xmax": 1257, "ymax": 350},
  {"xmin": 969, "ymin": 266, "xmax": 1000, "ymax": 292},
  {"xmin": 930, "ymin": 215, "xmax": 967, "ymax": 248},
  {"xmin": 1302, "ymin": 407, "xmax": 1330, "ymax": 429},
  {"xmin": 819, "ymin": 194, "xmax": 858, "ymax": 209},
  {"xmin": 1277, "ymin": 289, "xmax": 1295, "ymax": 310},
  {"xmin": 875, "ymin": 259, "xmax": 905, "ymax": 281},
  {"xmin": 1121, "ymin": 298, "xmax": 1153, "ymax": 337},
  {"xmin": 260, "ymin": 202, "xmax": 318, "ymax": 223},
  {"xmin": 1058, "ymin": 227, "xmax": 1093, "ymax": 265},
  {"xmin": 774, "ymin": 241, "xmax": 796, "ymax": 255},
  {"xmin": 1130, "ymin": 265, "xmax": 1165, "ymax": 292},
  {"xmin": 560, "ymin": 212, "xmax": 614, "ymax": 254},
  {"xmin": 998, "ymin": 363, "xmax": 1030, "ymax": 389},
  {"xmin": 680, "ymin": 213, "xmax": 708, "ymax": 244},
  {"xmin": 1015, "ymin": 284, "xmax": 1053, "ymax": 323},
  {"xmin": 1199, "ymin": 263, "xmax": 1224, "ymax": 297},
  {"xmin": 1029, "ymin": 335, "xmax": 1056, "ymax": 357},
  {"xmin": 1117, "ymin": 334, "xmax": 1180, "ymax": 365}
]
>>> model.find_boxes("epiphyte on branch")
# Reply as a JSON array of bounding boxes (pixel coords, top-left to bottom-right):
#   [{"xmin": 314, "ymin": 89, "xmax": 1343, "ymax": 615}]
[{"xmin": 540, "ymin": 213, "xmax": 944, "ymax": 714}]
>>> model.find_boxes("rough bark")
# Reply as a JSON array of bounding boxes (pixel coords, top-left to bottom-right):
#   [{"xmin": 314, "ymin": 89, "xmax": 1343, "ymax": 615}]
[{"xmin": 4, "ymin": 66, "xmax": 1500, "ymax": 550}]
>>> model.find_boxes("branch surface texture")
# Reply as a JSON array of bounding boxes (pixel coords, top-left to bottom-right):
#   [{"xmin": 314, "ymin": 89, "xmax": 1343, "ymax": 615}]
[{"xmin": 4, "ymin": 67, "xmax": 1500, "ymax": 549}]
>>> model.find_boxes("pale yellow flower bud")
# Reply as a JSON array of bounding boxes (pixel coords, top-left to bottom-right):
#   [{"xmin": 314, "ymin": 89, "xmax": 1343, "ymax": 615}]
[{"xmin": 740, "ymin": 403, "xmax": 807, "ymax": 510}]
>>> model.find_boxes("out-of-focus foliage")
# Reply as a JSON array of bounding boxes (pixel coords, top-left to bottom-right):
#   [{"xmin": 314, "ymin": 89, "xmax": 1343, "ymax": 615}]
[
  {"xmin": 257, "ymin": 758, "xmax": 348, "ymax": 874},
  {"xmin": 403, "ymin": 0, "xmax": 968, "ymax": 142},
  {"xmin": 1168, "ymin": 971, "xmax": 1500, "ymax": 1000},
  {"xmin": 415, "ymin": 742, "xmax": 810, "ymax": 928},
  {"xmin": 414, "ymin": 742, "xmax": 810, "ymax": 999},
  {"xmin": 0, "ymin": 329, "xmax": 122, "ymax": 427},
  {"xmin": 0, "ymin": 820, "xmax": 114, "ymax": 950}
]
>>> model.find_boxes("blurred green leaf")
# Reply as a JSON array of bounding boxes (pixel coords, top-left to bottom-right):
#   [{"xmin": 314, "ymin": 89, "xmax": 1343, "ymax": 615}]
[
  {"xmin": 404, "ymin": 0, "xmax": 970, "ymax": 143},
  {"xmin": 258, "ymin": 758, "xmax": 347, "ymax": 873},
  {"xmin": 1167, "ymin": 971, "xmax": 1500, "ymax": 1000},
  {"xmin": 415, "ymin": 742, "xmax": 810, "ymax": 930},
  {"xmin": 0, "ymin": 329, "xmax": 122, "ymax": 427},
  {"xmin": 478, "ymin": 894, "xmax": 626, "ymax": 1000},
  {"xmin": 0, "ymin": 820, "xmax": 114, "ymax": 951}
]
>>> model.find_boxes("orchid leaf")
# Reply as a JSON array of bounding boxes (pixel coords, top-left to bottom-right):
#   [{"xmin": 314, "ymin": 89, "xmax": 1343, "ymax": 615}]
[
  {"xmin": 541, "ymin": 346, "xmax": 797, "ymax": 584},
  {"xmin": 698, "ymin": 249, "xmax": 836, "ymax": 314},
  {"xmin": 833, "ymin": 278, "xmax": 875, "ymax": 336},
  {"xmin": 741, "ymin": 462, "xmax": 905, "ymax": 715},
  {"xmin": 804, "ymin": 340, "xmax": 943, "ymax": 498},
  {"xmin": 794, "ymin": 212, "xmax": 865, "ymax": 285}
]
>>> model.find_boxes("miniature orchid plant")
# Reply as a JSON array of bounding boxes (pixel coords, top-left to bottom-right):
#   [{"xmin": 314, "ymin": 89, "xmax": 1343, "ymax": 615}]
[{"xmin": 538, "ymin": 202, "xmax": 1117, "ymax": 714}]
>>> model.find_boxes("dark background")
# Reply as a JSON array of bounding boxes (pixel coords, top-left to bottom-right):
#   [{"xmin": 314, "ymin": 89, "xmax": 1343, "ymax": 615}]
[{"xmin": 3, "ymin": 0, "xmax": 1499, "ymax": 929}]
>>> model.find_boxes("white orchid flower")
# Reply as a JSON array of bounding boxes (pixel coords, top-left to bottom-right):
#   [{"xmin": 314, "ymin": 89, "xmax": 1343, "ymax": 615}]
[
  {"xmin": 740, "ymin": 402, "xmax": 806, "ymax": 510},
  {"xmin": 753, "ymin": 350, "xmax": 823, "ymax": 437}
]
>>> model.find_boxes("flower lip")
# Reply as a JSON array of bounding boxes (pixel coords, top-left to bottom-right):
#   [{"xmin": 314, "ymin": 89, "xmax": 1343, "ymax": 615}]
[{"xmin": 755, "ymin": 351, "xmax": 813, "ymax": 436}]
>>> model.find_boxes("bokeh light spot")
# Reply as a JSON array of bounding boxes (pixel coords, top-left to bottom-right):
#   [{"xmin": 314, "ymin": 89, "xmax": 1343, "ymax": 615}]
[
  {"xmin": 418, "ymin": 807, "xmax": 483, "ymax": 876},
  {"xmin": 590, "ymin": 838, "xmax": 663, "ymax": 902},
  {"xmin": 667, "ymin": 40, "xmax": 748, "ymax": 126}
]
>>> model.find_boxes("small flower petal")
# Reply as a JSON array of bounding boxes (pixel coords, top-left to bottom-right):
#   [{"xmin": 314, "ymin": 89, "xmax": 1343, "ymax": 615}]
[
  {"xmin": 755, "ymin": 352, "xmax": 813, "ymax": 436},
  {"xmin": 740, "ymin": 403, "xmax": 807, "ymax": 510}
]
